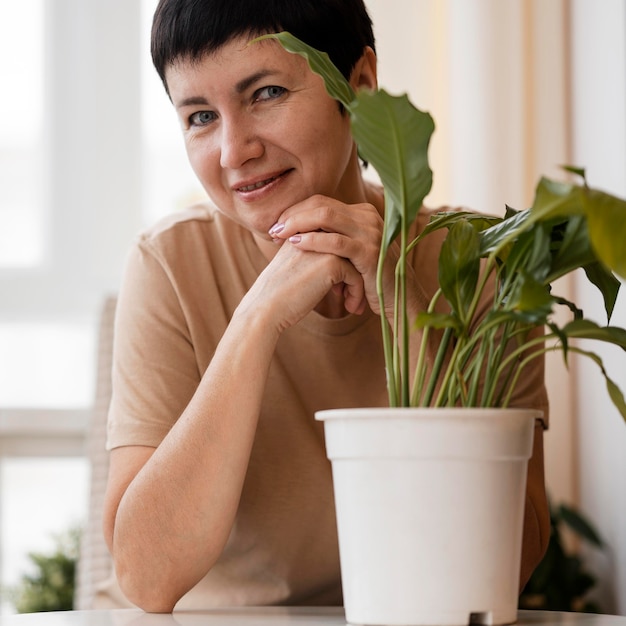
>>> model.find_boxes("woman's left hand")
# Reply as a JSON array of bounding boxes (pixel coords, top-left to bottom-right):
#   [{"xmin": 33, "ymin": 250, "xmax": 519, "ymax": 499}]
[{"xmin": 268, "ymin": 193, "xmax": 418, "ymax": 321}]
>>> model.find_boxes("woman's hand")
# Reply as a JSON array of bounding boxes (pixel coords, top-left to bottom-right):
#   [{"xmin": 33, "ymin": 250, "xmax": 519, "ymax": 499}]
[
  {"xmin": 267, "ymin": 194, "xmax": 422, "ymax": 323},
  {"xmin": 241, "ymin": 229, "xmax": 367, "ymax": 334}
]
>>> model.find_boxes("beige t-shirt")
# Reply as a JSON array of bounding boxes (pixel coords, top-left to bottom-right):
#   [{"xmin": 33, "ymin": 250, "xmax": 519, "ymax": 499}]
[{"xmin": 101, "ymin": 203, "xmax": 548, "ymax": 609}]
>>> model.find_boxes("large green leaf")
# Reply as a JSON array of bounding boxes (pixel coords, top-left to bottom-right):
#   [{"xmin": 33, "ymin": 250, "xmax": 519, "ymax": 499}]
[
  {"xmin": 583, "ymin": 187, "xmax": 626, "ymax": 279},
  {"xmin": 530, "ymin": 177, "xmax": 587, "ymax": 222},
  {"xmin": 350, "ymin": 90, "xmax": 434, "ymax": 248}
]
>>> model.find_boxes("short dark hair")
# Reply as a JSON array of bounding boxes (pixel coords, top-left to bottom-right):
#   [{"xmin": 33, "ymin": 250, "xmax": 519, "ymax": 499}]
[{"xmin": 151, "ymin": 0, "xmax": 375, "ymax": 92}]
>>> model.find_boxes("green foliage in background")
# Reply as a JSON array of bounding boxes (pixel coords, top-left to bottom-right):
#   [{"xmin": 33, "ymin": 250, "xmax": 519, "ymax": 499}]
[
  {"xmin": 520, "ymin": 501, "xmax": 605, "ymax": 613},
  {"xmin": 7, "ymin": 528, "xmax": 79, "ymax": 613}
]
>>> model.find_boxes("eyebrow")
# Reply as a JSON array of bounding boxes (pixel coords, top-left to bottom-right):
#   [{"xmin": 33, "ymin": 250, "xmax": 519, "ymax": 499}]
[
  {"xmin": 235, "ymin": 69, "xmax": 277, "ymax": 94},
  {"xmin": 176, "ymin": 96, "xmax": 209, "ymax": 108},
  {"xmin": 175, "ymin": 69, "xmax": 280, "ymax": 109}
]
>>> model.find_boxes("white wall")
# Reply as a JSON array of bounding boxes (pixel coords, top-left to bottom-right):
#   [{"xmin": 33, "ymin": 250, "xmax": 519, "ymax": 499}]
[{"xmin": 571, "ymin": 0, "xmax": 626, "ymax": 614}]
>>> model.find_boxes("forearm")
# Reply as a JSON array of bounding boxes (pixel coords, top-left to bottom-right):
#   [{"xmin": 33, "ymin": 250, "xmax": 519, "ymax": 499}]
[{"xmin": 110, "ymin": 304, "xmax": 280, "ymax": 611}]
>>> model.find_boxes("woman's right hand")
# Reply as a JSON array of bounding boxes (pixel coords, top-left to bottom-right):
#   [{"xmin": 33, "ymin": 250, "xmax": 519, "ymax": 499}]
[{"xmin": 238, "ymin": 236, "xmax": 367, "ymax": 334}]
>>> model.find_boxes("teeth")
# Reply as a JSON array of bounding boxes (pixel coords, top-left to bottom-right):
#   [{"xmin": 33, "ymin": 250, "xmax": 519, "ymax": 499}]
[{"xmin": 239, "ymin": 176, "xmax": 276, "ymax": 192}]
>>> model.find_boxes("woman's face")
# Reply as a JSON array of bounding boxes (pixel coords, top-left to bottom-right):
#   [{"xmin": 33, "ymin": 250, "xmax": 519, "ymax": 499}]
[{"xmin": 165, "ymin": 36, "xmax": 365, "ymax": 239}]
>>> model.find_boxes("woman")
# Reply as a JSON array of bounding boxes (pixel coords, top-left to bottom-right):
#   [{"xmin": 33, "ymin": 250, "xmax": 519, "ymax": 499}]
[{"xmin": 101, "ymin": 0, "xmax": 550, "ymax": 612}]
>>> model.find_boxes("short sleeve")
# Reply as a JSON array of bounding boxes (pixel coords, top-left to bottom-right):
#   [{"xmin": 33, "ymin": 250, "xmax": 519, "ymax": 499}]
[{"xmin": 106, "ymin": 238, "xmax": 201, "ymax": 449}]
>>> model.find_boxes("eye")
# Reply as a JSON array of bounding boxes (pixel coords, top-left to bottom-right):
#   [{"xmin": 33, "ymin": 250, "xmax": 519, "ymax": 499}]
[
  {"xmin": 254, "ymin": 85, "xmax": 287, "ymax": 102},
  {"xmin": 189, "ymin": 110, "xmax": 217, "ymax": 127}
]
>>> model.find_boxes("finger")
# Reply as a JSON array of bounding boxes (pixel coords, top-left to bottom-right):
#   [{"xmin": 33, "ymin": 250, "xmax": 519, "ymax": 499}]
[
  {"xmin": 269, "ymin": 197, "xmax": 376, "ymax": 241},
  {"xmin": 288, "ymin": 231, "xmax": 378, "ymax": 280},
  {"xmin": 289, "ymin": 230, "xmax": 359, "ymax": 258},
  {"xmin": 335, "ymin": 259, "xmax": 366, "ymax": 315}
]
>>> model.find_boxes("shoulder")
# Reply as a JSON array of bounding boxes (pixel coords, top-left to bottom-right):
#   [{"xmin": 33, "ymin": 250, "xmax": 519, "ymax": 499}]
[
  {"xmin": 138, "ymin": 203, "xmax": 234, "ymax": 248},
  {"xmin": 133, "ymin": 203, "xmax": 252, "ymax": 266}
]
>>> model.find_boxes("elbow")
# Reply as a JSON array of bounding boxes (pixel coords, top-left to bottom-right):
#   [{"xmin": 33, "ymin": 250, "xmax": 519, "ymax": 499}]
[
  {"xmin": 103, "ymin": 518, "xmax": 180, "ymax": 611},
  {"xmin": 115, "ymin": 560, "xmax": 182, "ymax": 613}
]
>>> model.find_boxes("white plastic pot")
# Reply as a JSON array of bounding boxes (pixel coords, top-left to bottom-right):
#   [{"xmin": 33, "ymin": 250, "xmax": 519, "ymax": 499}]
[{"xmin": 316, "ymin": 407, "xmax": 538, "ymax": 626}]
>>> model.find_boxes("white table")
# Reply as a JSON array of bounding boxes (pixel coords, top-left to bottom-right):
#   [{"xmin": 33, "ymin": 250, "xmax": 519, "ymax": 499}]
[{"xmin": 2, "ymin": 608, "xmax": 626, "ymax": 626}]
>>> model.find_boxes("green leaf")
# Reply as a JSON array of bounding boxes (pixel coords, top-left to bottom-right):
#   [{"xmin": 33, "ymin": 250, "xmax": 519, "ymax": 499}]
[
  {"xmin": 413, "ymin": 311, "xmax": 460, "ymax": 331},
  {"xmin": 562, "ymin": 319, "xmax": 626, "ymax": 350},
  {"xmin": 531, "ymin": 177, "xmax": 587, "ymax": 222},
  {"xmin": 350, "ymin": 89, "xmax": 434, "ymax": 248},
  {"xmin": 582, "ymin": 262, "xmax": 621, "ymax": 322},
  {"xmin": 438, "ymin": 220, "xmax": 480, "ymax": 325},
  {"xmin": 561, "ymin": 164, "xmax": 587, "ymax": 181},
  {"xmin": 547, "ymin": 321, "xmax": 569, "ymax": 361},
  {"xmin": 583, "ymin": 187, "xmax": 626, "ymax": 280},
  {"xmin": 509, "ymin": 274, "xmax": 554, "ymax": 323},
  {"xmin": 553, "ymin": 295, "xmax": 583, "ymax": 320},
  {"xmin": 547, "ymin": 215, "xmax": 595, "ymax": 282},
  {"xmin": 414, "ymin": 211, "xmax": 501, "ymax": 248},
  {"xmin": 504, "ymin": 225, "xmax": 552, "ymax": 285},
  {"xmin": 558, "ymin": 504, "xmax": 604, "ymax": 548},
  {"xmin": 479, "ymin": 209, "xmax": 531, "ymax": 257},
  {"xmin": 569, "ymin": 346, "xmax": 626, "ymax": 421},
  {"xmin": 257, "ymin": 32, "xmax": 356, "ymax": 108}
]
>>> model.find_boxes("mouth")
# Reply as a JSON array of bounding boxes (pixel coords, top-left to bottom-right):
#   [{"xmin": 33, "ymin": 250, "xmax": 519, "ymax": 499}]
[{"xmin": 234, "ymin": 170, "xmax": 292, "ymax": 194}]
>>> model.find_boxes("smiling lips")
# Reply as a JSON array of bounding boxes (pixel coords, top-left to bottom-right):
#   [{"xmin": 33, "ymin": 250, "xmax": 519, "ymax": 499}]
[{"xmin": 235, "ymin": 170, "xmax": 291, "ymax": 193}]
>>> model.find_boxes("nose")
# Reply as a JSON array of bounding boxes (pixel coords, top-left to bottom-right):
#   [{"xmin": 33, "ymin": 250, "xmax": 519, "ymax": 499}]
[{"xmin": 219, "ymin": 115, "xmax": 264, "ymax": 169}]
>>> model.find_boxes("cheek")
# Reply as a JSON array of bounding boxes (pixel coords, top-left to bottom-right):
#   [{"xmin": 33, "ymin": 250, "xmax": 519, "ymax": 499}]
[
  {"xmin": 293, "ymin": 114, "xmax": 353, "ymax": 163},
  {"xmin": 185, "ymin": 138, "xmax": 218, "ymax": 182}
]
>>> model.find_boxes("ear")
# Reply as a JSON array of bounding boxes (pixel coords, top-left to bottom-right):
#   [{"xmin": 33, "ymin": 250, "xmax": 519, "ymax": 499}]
[{"xmin": 350, "ymin": 46, "xmax": 378, "ymax": 92}]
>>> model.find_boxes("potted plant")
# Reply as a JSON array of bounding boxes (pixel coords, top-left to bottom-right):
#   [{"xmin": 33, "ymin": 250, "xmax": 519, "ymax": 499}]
[{"xmin": 261, "ymin": 33, "xmax": 626, "ymax": 626}]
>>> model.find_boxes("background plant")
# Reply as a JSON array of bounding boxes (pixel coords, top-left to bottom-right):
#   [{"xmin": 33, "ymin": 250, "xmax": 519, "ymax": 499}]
[
  {"xmin": 519, "ymin": 499, "xmax": 605, "ymax": 612},
  {"xmin": 265, "ymin": 32, "xmax": 626, "ymax": 417},
  {"xmin": 5, "ymin": 528, "xmax": 79, "ymax": 613}
]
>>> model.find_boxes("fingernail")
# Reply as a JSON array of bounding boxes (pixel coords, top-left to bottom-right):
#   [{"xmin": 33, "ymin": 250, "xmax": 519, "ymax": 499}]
[
  {"xmin": 289, "ymin": 235, "xmax": 301, "ymax": 243},
  {"xmin": 269, "ymin": 223, "xmax": 285, "ymax": 236}
]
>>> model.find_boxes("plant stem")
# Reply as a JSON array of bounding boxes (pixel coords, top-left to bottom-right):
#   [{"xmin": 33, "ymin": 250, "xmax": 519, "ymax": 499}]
[
  {"xmin": 421, "ymin": 326, "xmax": 454, "ymax": 406},
  {"xmin": 377, "ymin": 208, "xmax": 397, "ymax": 406},
  {"xmin": 399, "ymin": 225, "xmax": 410, "ymax": 405},
  {"xmin": 410, "ymin": 288, "xmax": 444, "ymax": 405}
]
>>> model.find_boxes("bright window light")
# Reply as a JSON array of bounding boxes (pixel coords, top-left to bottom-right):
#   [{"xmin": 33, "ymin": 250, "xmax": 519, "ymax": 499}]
[
  {"xmin": 140, "ymin": 0, "xmax": 207, "ymax": 226},
  {"xmin": 0, "ymin": 323, "xmax": 95, "ymax": 408},
  {"xmin": 0, "ymin": 0, "xmax": 45, "ymax": 268}
]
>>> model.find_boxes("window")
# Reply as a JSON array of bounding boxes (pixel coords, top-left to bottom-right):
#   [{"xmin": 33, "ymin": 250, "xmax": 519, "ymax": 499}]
[
  {"xmin": 0, "ymin": 0, "xmax": 45, "ymax": 268},
  {"xmin": 140, "ymin": 0, "xmax": 206, "ymax": 225},
  {"xmin": 0, "ymin": 2, "xmax": 139, "ymax": 612},
  {"xmin": 0, "ymin": 2, "xmax": 205, "ymax": 612}
]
